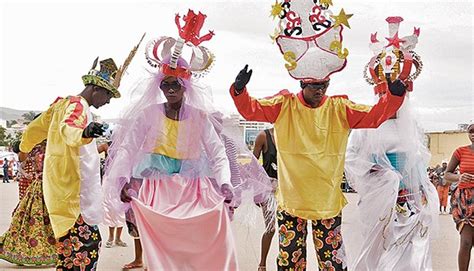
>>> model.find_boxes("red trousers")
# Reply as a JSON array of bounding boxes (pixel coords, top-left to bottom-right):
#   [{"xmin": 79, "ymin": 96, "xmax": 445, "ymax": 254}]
[{"xmin": 437, "ymin": 185, "xmax": 449, "ymax": 207}]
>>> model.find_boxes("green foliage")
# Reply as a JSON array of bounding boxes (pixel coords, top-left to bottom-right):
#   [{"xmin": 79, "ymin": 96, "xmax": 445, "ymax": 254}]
[
  {"xmin": 22, "ymin": 111, "xmax": 37, "ymax": 124},
  {"xmin": 0, "ymin": 126, "xmax": 6, "ymax": 146}
]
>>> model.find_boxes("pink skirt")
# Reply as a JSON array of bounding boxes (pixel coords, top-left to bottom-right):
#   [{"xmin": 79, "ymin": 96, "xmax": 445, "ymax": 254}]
[{"xmin": 131, "ymin": 175, "xmax": 238, "ymax": 270}]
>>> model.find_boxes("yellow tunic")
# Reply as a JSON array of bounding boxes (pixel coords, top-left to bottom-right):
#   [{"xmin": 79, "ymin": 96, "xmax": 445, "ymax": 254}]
[
  {"xmin": 274, "ymin": 95, "xmax": 355, "ymax": 220},
  {"xmin": 20, "ymin": 96, "xmax": 93, "ymax": 238},
  {"xmin": 231, "ymin": 86, "xmax": 404, "ymax": 220},
  {"xmin": 152, "ymin": 117, "xmax": 199, "ymax": 160}
]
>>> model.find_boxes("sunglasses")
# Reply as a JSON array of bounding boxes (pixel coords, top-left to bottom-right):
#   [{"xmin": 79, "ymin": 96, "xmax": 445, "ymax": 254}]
[
  {"xmin": 160, "ymin": 80, "xmax": 183, "ymax": 92},
  {"xmin": 306, "ymin": 83, "xmax": 328, "ymax": 91}
]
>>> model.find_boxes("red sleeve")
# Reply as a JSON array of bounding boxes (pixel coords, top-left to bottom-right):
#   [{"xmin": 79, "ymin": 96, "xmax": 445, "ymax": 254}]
[
  {"xmin": 64, "ymin": 97, "xmax": 88, "ymax": 129},
  {"xmin": 345, "ymin": 92, "xmax": 405, "ymax": 129},
  {"xmin": 230, "ymin": 84, "xmax": 285, "ymax": 123},
  {"xmin": 453, "ymin": 147, "xmax": 462, "ymax": 160}
]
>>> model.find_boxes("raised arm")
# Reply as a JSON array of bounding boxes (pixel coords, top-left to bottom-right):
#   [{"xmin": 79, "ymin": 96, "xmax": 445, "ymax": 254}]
[
  {"xmin": 346, "ymin": 78, "xmax": 407, "ymax": 129},
  {"xmin": 230, "ymin": 65, "xmax": 284, "ymax": 123},
  {"xmin": 345, "ymin": 92, "xmax": 404, "ymax": 129}
]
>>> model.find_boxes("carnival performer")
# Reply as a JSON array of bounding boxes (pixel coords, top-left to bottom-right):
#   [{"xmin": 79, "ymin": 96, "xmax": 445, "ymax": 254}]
[
  {"xmin": 0, "ymin": 140, "xmax": 57, "ymax": 266},
  {"xmin": 230, "ymin": 2, "xmax": 407, "ymax": 270},
  {"xmin": 345, "ymin": 16, "xmax": 438, "ymax": 271},
  {"xmin": 445, "ymin": 123, "xmax": 474, "ymax": 271},
  {"xmin": 103, "ymin": 10, "xmax": 270, "ymax": 270},
  {"xmin": 17, "ymin": 39, "xmax": 140, "ymax": 269}
]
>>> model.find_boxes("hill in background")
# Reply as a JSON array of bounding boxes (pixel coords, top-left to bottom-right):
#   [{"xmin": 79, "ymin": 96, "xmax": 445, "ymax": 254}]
[{"xmin": 0, "ymin": 107, "xmax": 41, "ymax": 120}]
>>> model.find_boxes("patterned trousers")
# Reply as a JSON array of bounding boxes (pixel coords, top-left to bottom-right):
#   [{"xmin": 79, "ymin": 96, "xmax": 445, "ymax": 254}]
[
  {"xmin": 56, "ymin": 216, "xmax": 102, "ymax": 271},
  {"xmin": 277, "ymin": 209, "xmax": 347, "ymax": 271}
]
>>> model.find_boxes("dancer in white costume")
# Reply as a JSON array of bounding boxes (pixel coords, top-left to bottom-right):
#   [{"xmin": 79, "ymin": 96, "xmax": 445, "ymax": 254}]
[{"xmin": 345, "ymin": 16, "xmax": 439, "ymax": 270}]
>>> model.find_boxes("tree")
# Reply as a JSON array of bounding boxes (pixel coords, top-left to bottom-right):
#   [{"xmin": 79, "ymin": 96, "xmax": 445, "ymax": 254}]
[
  {"xmin": 6, "ymin": 120, "xmax": 17, "ymax": 128},
  {"xmin": 0, "ymin": 126, "xmax": 7, "ymax": 146},
  {"xmin": 22, "ymin": 111, "xmax": 37, "ymax": 124},
  {"xmin": 5, "ymin": 131, "xmax": 22, "ymax": 147}
]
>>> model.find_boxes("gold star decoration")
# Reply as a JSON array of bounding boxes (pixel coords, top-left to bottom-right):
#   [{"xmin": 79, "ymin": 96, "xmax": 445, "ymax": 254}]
[
  {"xmin": 269, "ymin": 26, "xmax": 283, "ymax": 42},
  {"xmin": 319, "ymin": 0, "xmax": 333, "ymax": 7},
  {"xmin": 330, "ymin": 8, "xmax": 353, "ymax": 29},
  {"xmin": 270, "ymin": 0, "xmax": 284, "ymax": 19}
]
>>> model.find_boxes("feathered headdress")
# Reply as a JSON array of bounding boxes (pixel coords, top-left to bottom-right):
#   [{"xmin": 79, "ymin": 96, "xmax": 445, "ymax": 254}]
[{"xmin": 82, "ymin": 33, "xmax": 146, "ymax": 98}]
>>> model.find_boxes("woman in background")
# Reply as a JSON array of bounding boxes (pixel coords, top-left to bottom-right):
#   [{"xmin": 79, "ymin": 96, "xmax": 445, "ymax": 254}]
[
  {"xmin": 445, "ymin": 123, "xmax": 474, "ymax": 271},
  {"xmin": 0, "ymin": 140, "xmax": 57, "ymax": 266}
]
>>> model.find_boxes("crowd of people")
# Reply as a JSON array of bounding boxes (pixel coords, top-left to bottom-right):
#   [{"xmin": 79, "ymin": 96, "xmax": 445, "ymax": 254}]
[{"xmin": 0, "ymin": 5, "xmax": 472, "ymax": 271}]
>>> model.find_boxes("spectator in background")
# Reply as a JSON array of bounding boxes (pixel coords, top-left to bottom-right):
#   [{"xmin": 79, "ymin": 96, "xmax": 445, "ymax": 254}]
[
  {"xmin": 3, "ymin": 158, "xmax": 9, "ymax": 183},
  {"xmin": 445, "ymin": 123, "xmax": 474, "ymax": 271},
  {"xmin": 437, "ymin": 161, "xmax": 450, "ymax": 214},
  {"xmin": 428, "ymin": 167, "xmax": 436, "ymax": 186},
  {"xmin": 253, "ymin": 127, "xmax": 277, "ymax": 271}
]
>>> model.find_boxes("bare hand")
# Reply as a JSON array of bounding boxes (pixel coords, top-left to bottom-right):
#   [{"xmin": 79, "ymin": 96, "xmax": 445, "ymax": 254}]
[
  {"xmin": 18, "ymin": 152, "xmax": 28, "ymax": 162},
  {"xmin": 120, "ymin": 186, "xmax": 132, "ymax": 203},
  {"xmin": 221, "ymin": 183, "xmax": 234, "ymax": 203},
  {"xmin": 270, "ymin": 178, "xmax": 278, "ymax": 193}
]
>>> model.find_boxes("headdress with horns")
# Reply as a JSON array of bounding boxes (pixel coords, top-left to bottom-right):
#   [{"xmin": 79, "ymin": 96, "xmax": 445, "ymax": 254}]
[
  {"xmin": 82, "ymin": 33, "xmax": 146, "ymax": 98},
  {"xmin": 145, "ymin": 9, "xmax": 215, "ymax": 80}
]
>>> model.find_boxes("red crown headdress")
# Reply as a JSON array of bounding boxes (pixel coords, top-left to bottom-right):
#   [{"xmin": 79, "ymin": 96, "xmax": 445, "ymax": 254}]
[
  {"xmin": 363, "ymin": 16, "xmax": 423, "ymax": 94},
  {"xmin": 145, "ymin": 10, "xmax": 215, "ymax": 80}
]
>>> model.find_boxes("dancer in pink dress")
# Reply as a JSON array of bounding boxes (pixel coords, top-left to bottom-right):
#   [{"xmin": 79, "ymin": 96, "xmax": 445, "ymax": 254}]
[{"xmin": 103, "ymin": 10, "xmax": 273, "ymax": 270}]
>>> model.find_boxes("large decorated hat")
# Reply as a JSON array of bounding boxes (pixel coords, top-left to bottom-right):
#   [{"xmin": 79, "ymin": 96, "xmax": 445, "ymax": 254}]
[
  {"xmin": 145, "ymin": 9, "xmax": 215, "ymax": 80},
  {"xmin": 82, "ymin": 34, "xmax": 145, "ymax": 98},
  {"xmin": 363, "ymin": 16, "xmax": 422, "ymax": 94},
  {"xmin": 270, "ymin": 0, "xmax": 353, "ymax": 82}
]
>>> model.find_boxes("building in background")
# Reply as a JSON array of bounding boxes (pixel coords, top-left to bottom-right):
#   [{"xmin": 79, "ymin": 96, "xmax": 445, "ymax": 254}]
[
  {"xmin": 222, "ymin": 114, "xmax": 272, "ymax": 149},
  {"xmin": 426, "ymin": 123, "xmax": 471, "ymax": 167}
]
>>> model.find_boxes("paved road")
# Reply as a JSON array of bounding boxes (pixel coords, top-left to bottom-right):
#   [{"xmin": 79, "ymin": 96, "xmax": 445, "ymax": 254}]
[{"xmin": 0, "ymin": 182, "xmax": 463, "ymax": 270}]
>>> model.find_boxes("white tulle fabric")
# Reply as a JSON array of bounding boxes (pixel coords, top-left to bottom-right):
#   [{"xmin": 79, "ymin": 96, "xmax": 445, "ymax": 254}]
[
  {"xmin": 103, "ymin": 57, "xmax": 274, "ymax": 220},
  {"xmin": 79, "ymin": 110, "xmax": 104, "ymax": 225},
  {"xmin": 345, "ymin": 97, "xmax": 439, "ymax": 270}
]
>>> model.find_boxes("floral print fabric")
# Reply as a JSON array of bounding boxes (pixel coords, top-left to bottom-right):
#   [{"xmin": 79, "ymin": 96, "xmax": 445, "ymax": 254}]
[
  {"xmin": 18, "ymin": 143, "xmax": 45, "ymax": 200},
  {"xmin": 56, "ymin": 216, "xmax": 101, "ymax": 271},
  {"xmin": 451, "ymin": 187, "xmax": 474, "ymax": 232},
  {"xmin": 0, "ymin": 179, "xmax": 57, "ymax": 265},
  {"xmin": 277, "ymin": 209, "xmax": 346, "ymax": 271},
  {"xmin": 0, "ymin": 142, "xmax": 56, "ymax": 266}
]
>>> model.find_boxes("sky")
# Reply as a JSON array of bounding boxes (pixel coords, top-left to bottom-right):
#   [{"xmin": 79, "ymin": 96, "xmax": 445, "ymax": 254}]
[{"xmin": 1, "ymin": 0, "xmax": 472, "ymax": 132}]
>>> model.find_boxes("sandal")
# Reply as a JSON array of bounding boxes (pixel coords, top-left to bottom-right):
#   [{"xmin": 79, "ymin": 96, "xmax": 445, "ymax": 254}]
[
  {"xmin": 258, "ymin": 265, "xmax": 266, "ymax": 271},
  {"xmin": 122, "ymin": 262, "xmax": 143, "ymax": 270},
  {"xmin": 105, "ymin": 240, "xmax": 114, "ymax": 248},
  {"xmin": 115, "ymin": 240, "xmax": 128, "ymax": 247}
]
